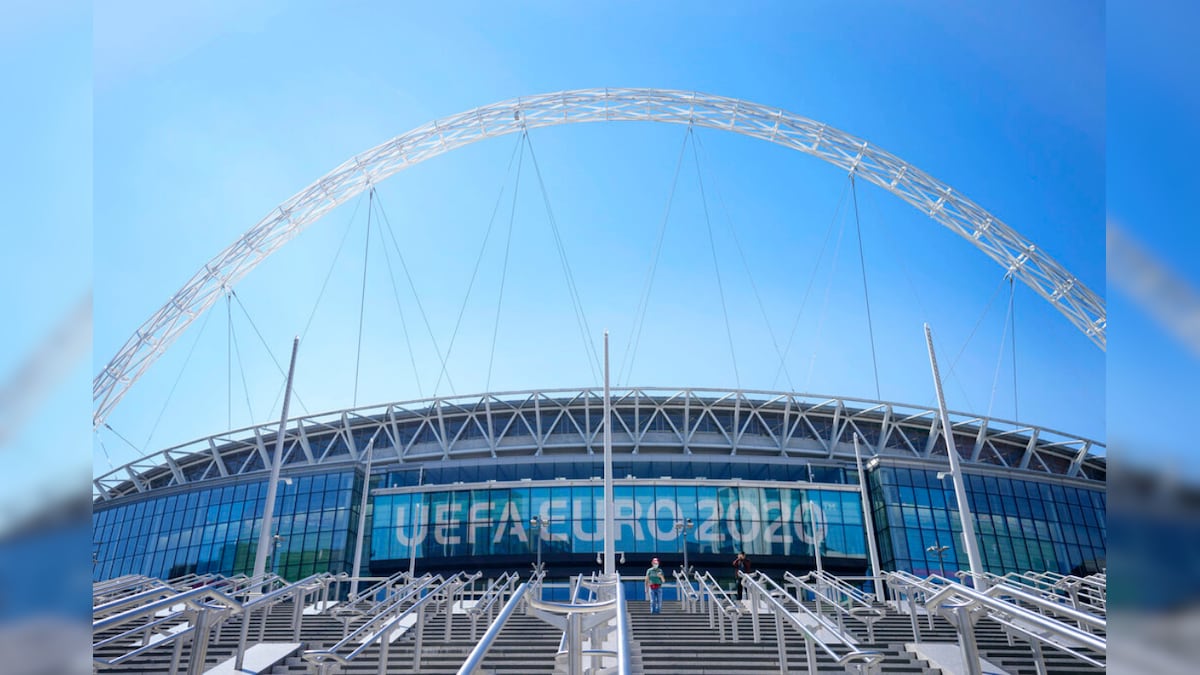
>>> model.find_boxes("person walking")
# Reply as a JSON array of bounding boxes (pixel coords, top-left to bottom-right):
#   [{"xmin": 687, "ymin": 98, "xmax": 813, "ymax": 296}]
[
  {"xmin": 645, "ymin": 557, "xmax": 666, "ymax": 614},
  {"xmin": 731, "ymin": 551, "xmax": 752, "ymax": 600}
]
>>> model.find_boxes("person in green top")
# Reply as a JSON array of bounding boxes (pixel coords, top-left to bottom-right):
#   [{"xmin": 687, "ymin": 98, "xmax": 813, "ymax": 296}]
[{"xmin": 645, "ymin": 557, "xmax": 666, "ymax": 613}]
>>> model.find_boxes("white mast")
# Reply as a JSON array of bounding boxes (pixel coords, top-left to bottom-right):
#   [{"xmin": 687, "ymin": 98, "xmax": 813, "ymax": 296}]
[
  {"xmin": 924, "ymin": 324, "xmax": 985, "ymax": 584},
  {"xmin": 853, "ymin": 433, "xmax": 885, "ymax": 601},
  {"xmin": 252, "ymin": 336, "xmax": 300, "ymax": 584}
]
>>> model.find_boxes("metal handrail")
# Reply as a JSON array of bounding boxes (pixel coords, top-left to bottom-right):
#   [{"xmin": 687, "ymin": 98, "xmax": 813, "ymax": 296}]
[
  {"xmin": 808, "ymin": 570, "xmax": 877, "ymax": 606},
  {"xmin": 963, "ymin": 570, "xmax": 1107, "ymax": 620},
  {"xmin": 693, "ymin": 570, "xmax": 744, "ymax": 642},
  {"xmin": 527, "ymin": 573, "xmax": 625, "ymax": 675},
  {"xmin": 887, "ymin": 572, "xmax": 1106, "ymax": 672},
  {"xmin": 348, "ymin": 570, "xmax": 410, "ymax": 603},
  {"xmin": 741, "ymin": 573, "xmax": 883, "ymax": 675},
  {"xmin": 332, "ymin": 571, "xmax": 427, "ymax": 621},
  {"xmin": 1011, "ymin": 570, "xmax": 1107, "ymax": 614},
  {"xmin": 673, "ymin": 569, "xmax": 700, "ymax": 612},
  {"xmin": 94, "ymin": 572, "xmax": 342, "ymax": 674},
  {"xmin": 457, "ymin": 582, "xmax": 532, "ymax": 674},
  {"xmin": 785, "ymin": 571, "xmax": 884, "ymax": 642},
  {"xmin": 303, "ymin": 572, "xmax": 478, "ymax": 672},
  {"xmin": 306, "ymin": 574, "xmax": 442, "ymax": 660},
  {"xmin": 93, "ymin": 575, "xmax": 174, "ymax": 608}
]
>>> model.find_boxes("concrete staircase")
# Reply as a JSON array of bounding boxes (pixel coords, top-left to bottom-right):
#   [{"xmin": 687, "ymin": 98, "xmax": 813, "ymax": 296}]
[
  {"xmin": 94, "ymin": 592, "xmax": 1104, "ymax": 674},
  {"xmin": 630, "ymin": 598, "xmax": 934, "ymax": 675},
  {"xmin": 848, "ymin": 598, "xmax": 1105, "ymax": 675}
]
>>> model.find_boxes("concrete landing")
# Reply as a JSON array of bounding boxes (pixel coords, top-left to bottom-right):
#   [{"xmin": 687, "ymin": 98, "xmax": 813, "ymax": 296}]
[
  {"xmin": 357, "ymin": 614, "xmax": 418, "ymax": 644},
  {"xmin": 136, "ymin": 620, "xmax": 189, "ymax": 646},
  {"xmin": 303, "ymin": 600, "xmax": 339, "ymax": 615},
  {"xmin": 907, "ymin": 642, "xmax": 1010, "ymax": 675},
  {"xmin": 204, "ymin": 642, "xmax": 301, "ymax": 674}
]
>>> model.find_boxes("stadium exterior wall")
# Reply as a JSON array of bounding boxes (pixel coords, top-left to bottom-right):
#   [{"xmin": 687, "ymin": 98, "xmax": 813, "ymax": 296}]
[{"xmin": 91, "ymin": 388, "xmax": 1106, "ymax": 586}]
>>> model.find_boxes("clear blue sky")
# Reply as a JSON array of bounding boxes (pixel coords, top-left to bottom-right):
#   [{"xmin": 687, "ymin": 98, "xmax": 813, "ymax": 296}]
[{"xmin": 90, "ymin": 1, "xmax": 1107, "ymax": 474}]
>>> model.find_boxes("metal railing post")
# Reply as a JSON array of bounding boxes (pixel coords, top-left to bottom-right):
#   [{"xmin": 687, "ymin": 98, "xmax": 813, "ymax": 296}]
[
  {"xmin": 774, "ymin": 609, "xmax": 788, "ymax": 674},
  {"xmin": 804, "ymin": 635, "xmax": 818, "ymax": 675},
  {"xmin": 293, "ymin": 588, "xmax": 305, "ymax": 641},
  {"xmin": 377, "ymin": 623, "xmax": 390, "ymax": 675},
  {"xmin": 413, "ymin": 601, "xmax": 426, "ymax": 671},
  {"xmin": 750, "ymin": 583, "xmax": 761, "ymax": 643},
  {"xmin": 566, "ymin": 611, "xmax": 582, "ymax": 675},
  {"xmin": 954, "ymin": 604, "xmax": 983, "ymax": 675},
  {"xmin": 184, "ymin": 608, "xmax": 211, "ymax": 675}
]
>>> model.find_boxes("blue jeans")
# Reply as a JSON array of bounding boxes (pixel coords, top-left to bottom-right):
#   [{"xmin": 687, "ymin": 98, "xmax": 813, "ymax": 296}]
[{"xmin": 648, "ymin": 585, "xmax": 663, "ymax": 613}]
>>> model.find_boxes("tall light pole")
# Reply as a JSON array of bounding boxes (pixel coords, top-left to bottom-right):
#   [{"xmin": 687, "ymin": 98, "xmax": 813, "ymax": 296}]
[
  {"xmin": 927, "ymin": 544, "xmax": 949, "ymax": 578},
  {"xmin": 271, "ymin": 534, "xmax": 286, "ymax": 577},
  {"xmin": 530, "ymin": 516, "xmax": 549, "ymax": 573},
  {"xmin": 602, "ymin": 332, "xmax": 615, "ymax": 578},
  {"xmin": 252, "ymin": 337, "xmax": 300, "ymax": 585},
  {"xmin": 924, "ymin": 324, "xmax": 985, "ymax": 586},
  {"xmin": 675, "ymin": 518, "xmax": 694, "ymax": 576}
]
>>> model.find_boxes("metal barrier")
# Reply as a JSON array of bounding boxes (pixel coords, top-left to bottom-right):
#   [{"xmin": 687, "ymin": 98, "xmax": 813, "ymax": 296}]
[
  {"xmin": 886, "ymin": 571, "xmax": 1106, "ymax": 675},
  {"xmin": 456, "ymin": 581, "xmax": 533, "ymax": 674},
  {"xmin": 93, "ymin": 572, "xmax": 344, "ymax": 675},
  {"xmin": 526, "ymin": 572, "xmax": 630, "ymax": 675},
  {"xmin": 673, "ymin": 569, "xmax": 700, "ymax": 613},
  {"xmin": 692, "ymin": 570, "xmax": 744, "ymax": 642},
  {"xmin": 741, "ymin": 573, "xmax": 883, "ymax": 675},
  {"xmin": 302, "ymin": 572, "xmax": 480, "ymax": 674},
  {"xmin": 785, "ymin": 571, "xmax": 884, "ymax": 642},
  {"xmin": 971, "ymin": 570, "xmax": 1107, "ymax": 618},
  {"xmin": 331, "ymin": 572, "xmax": 429, "ymax": 637},
  {"xmin": 465, "ymin": 572, "xmax": 520, "ymax": 640}
]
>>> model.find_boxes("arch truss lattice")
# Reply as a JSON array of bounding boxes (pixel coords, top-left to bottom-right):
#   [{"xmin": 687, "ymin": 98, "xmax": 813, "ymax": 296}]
[{"xmin": 95, "ymin": 88, "xmax": 1105, "ymax": 428}]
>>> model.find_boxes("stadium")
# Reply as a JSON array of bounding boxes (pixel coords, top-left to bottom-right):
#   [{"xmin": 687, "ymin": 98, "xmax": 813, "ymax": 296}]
[
  {"xmin": 91, "ymin": 386, "xmax": 1105, "ymax": 590},
  {"xmin": 92, "ymin": 89, "xmax": 1107, "ymax": 674}
]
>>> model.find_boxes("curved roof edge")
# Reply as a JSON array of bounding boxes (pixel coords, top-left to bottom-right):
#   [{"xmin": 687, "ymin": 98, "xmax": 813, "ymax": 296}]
[{"xmin": 93, "ymin": 387, "xmax": 1104, "ymax": 502}]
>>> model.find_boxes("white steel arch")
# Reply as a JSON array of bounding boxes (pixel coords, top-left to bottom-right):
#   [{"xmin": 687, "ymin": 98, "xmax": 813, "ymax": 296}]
[{"xmin": 95, "ymin": 88, "xmax": 1105, "ymax": 428}]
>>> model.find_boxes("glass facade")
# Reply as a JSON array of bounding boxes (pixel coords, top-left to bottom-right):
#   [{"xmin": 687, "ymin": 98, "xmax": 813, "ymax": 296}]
[
  {"xmin": 371, "ymin": 482, "xmax": 866, "ymax": 564},
  {"xmin": 869, "ymin": 465, "xmax": 1106, "ymax": 577},
  {"xmin": 91, "ymin": 458, "xmax": 1105, "ymax": 584},
  {"xmin": 92, "ymin": 472, "xmax": 360, "ymax": 582}
]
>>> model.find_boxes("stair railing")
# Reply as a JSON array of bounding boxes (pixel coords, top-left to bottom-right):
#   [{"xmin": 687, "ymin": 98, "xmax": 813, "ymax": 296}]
[
  {"xmin": 93, "ymin": 571, "xmax": 346, "ymax": 675},
  {"xmin": 330, "ymin": 572, "xmax": 431, "ymax": 636},
  {"xmin": 672, "ymin": 569, "xmax": 700, "ymax": 613},
  {"xmin": 93, "ymin": 575, "xmax": 174, "ymax": 609},
  {"xmin": 456, "ymin": 581, "xmax": 533, "ymax": 675},
  {"xmin": 960, "ymin": 570, "xmax": 1107, "ymax": 627},
  {"xmin": 302, "ymin": 572, "xmax": 470, "ymax": 674},
  {"xmin": 884, "ymin": 570, "xmax": 943, "ymax": 641},
  {"xmin": 466, "ymin": 572, "xmax": 520, "ymax": 640},
  {"xmin": 785, "ymin": 571, "xmax": 884, "ymax": 642},
  {"xmin": 741, "ymin": 572, "xmax": 884, "ymax": 675},
  {"xmin": 1012, "ymin": 570, "xmax": 1107, "ymax": 616},
  {"xmin": 526, "ymin": 572, "xmax": 627, "ymax": 675},
  {"xmin": 886, "ymin": 571, "xmax": 1106, "ymax": 675},
  {"xmin": 692, "ymin": 570, "xmax": 744, "ymax": 642},
  {"xmin": 93, "ymin": 584, "xmax": 240, "ymax": 675}
]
